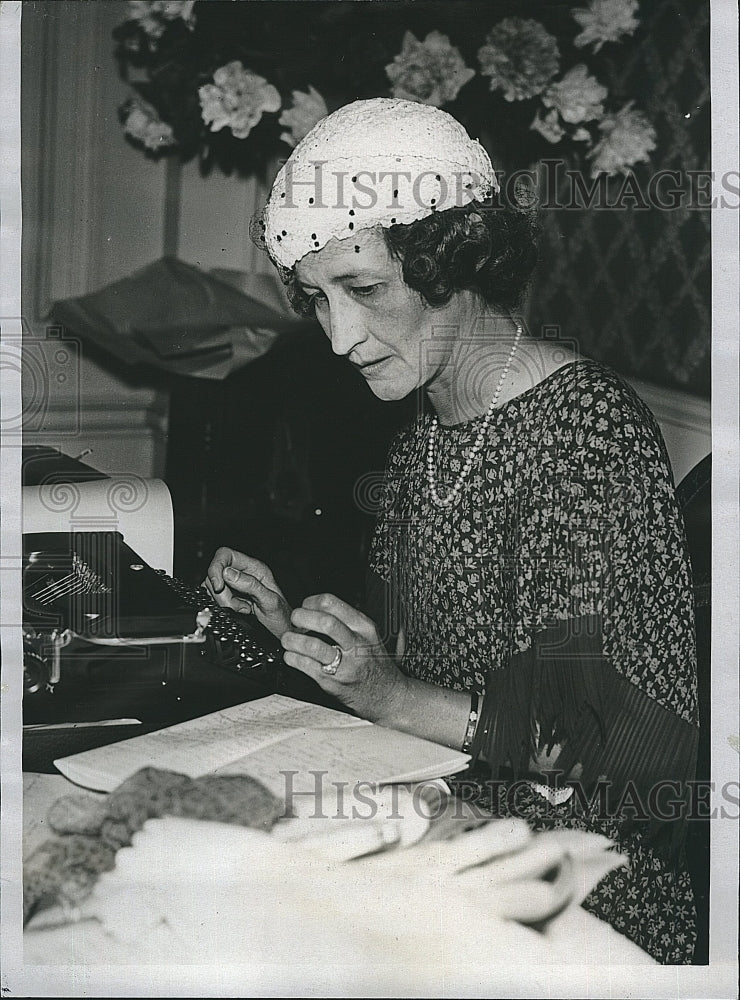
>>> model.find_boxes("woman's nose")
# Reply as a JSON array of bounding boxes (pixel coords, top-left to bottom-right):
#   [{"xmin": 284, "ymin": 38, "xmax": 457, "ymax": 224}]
[{"xmin": 324, "ymin": 302, "xmax": 366, "ymax": 358}]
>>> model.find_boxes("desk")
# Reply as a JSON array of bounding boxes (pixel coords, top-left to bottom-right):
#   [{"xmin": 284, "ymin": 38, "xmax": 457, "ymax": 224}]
[{"xmin": 21, "ymin": 770, "xmax": 657, "ymax": 976}]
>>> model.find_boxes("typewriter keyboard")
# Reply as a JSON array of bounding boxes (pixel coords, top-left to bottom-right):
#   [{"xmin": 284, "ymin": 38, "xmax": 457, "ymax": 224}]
[{"xmin": 158, "ymin": 571, "xmax": 281, "ymax": 675}]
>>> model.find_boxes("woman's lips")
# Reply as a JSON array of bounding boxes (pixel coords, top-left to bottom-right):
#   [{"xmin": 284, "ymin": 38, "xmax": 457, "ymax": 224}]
[{"xmin": 358, "ymin": 356, "xmax": 393, "ymax": 376}]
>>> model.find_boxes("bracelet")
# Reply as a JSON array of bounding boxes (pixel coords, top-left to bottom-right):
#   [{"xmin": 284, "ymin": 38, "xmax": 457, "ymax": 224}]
[{"xmin": 461, "ymin": 689, "xmax": 480, "ymax": 755}]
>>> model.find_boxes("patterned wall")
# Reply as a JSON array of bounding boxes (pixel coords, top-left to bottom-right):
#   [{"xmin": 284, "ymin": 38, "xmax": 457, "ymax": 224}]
[{"xmin": 525, "ymin": 0, "xmax": 710, "ymax": 398}]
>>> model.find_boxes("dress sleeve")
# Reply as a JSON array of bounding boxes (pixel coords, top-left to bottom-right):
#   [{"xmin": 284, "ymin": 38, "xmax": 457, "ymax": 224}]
[{"xmin": 473, "ymin": 373, "xmax": 699, "ymax": 814}]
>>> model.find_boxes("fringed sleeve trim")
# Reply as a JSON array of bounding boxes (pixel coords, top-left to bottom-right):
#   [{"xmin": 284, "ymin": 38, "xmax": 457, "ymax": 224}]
[{"xmin": 472, "ymin": 614, "xmax": 699, "ymax": 854}]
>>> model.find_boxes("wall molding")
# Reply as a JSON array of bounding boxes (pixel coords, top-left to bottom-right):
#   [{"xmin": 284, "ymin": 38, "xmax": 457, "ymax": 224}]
[
  {"xmin": 26, "ymin": 396, "xmax": 168, "ymax": 479},
  {"xmin": 21, "ymin": 1, "xmax": 171, "ymax": 480}
]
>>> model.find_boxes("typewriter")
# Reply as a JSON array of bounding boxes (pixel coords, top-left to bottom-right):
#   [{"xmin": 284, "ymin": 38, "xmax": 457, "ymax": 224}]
[
  {"xmin": 22, "ymin": 531, "xmax": 344, "ymax": 770},
  {"xmin": 22, "ymin": 531, "xmax": 345, "ymax": 767},
  {"xmin": 21, "ymin": 529, "xmax": 292, "ymax": 726},
  {"xmin": 20, "ymin": 451, "xmax": 340, "ymax": 768}
]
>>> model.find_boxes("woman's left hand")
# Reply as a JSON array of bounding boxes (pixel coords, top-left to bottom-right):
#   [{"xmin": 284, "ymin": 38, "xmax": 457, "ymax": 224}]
[{"xmin": 281, "ymin": 594, "xmax": 408, "ymax": 723}]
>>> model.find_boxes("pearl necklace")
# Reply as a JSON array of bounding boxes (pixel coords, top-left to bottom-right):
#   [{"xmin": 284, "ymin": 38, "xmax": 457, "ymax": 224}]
[{"xmin": 426, "ymin": 322, "xmax": 522, "ymax": 507}]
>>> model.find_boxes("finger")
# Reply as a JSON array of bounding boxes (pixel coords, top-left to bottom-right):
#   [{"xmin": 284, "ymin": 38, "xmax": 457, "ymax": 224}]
[
  {"xmin": 288, "ymin": 609, "xmax": 356, "ymax": 650},
  {"xmin": 206, "ymin": 549, "xmax": 276, "ymax": 595},
  {"xmin": 206, "ymin": 547, "xmax": 236, "ymax": 594},
  {"xmin": 223, "ymin": 568, "xmax": 278, "ymax": 610},
  {"xmin": 202, "ymin": 578, "xmax": 253, "ymax": 615},
  {"xmin": 210, "ymin": 582, "xmax": 236, "ymax": 609},
  {"xmin": 282, "ymin": 630, "xmax": 348, "ymax": 664},
  {"xmin": 230, "ymin": 595, "xmax": 255, "ymax": 615},
  {"xmin": 232, "ymin": 552, "xmax": 277, "ymax": 587},
  {"xmin": 223, "ymin": 553, "xmax": 277, "ymax": 587},
  {"xmin": 201, "ymin": 578, "xmax": 229, "ymax": 607},
  {"xmin": 302, "ymin": 594, "xmax": 376, "ymax": 636},
  {"xmin": 283, "ymin": 648, "xmax": 337, "ymax": 680}
]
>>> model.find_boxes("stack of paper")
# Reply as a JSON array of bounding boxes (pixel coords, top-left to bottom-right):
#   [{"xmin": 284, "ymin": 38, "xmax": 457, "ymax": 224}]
[{"xmin": 53, "ymin": 695, "xmax": 471, "ymax": 798}]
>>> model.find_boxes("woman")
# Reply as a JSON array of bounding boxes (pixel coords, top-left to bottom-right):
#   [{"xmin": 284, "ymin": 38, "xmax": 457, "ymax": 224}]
[{"xmin": 205, "ymin": 99, "xmax": 699, "ymax": 963}]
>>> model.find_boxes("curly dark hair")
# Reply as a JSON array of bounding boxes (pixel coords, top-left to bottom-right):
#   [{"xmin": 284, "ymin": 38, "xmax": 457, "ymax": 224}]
[{"xmin": 283, "ymin": 203, "xmax": 539, "ymax": 317}]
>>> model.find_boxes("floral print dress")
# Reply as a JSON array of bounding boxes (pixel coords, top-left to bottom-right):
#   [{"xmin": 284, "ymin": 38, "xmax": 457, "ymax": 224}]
[{"xmin": 367, "ymin": 359, "xmax": 699, "ymax": 964}]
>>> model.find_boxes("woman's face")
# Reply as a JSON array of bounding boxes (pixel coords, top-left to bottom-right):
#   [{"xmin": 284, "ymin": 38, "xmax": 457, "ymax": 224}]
[{"xmin": 294, "ymin": 228, "xmax": 462, "ymax": 401}]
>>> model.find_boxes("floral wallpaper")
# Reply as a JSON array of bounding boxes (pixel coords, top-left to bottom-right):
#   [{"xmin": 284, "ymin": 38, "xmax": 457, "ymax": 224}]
[
  {"xmin": 525, "ymin": 0, "xmax": 711, "ymax": 397},
  {"xmin": 116, "ymin": 0, "xmax": 711, "ymax": 398},
  {"xmin": 114, "ymin": 0, "xmax": 658, "ymax": 178}
]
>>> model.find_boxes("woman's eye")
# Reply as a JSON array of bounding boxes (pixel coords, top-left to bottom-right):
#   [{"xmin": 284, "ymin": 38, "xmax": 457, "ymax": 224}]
[{"xmin": 351, "ymin": 285, "xmax": 379, "ymax": 298}]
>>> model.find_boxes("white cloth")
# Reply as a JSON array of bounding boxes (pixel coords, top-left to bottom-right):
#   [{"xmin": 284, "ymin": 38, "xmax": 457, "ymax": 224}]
[{"xmin": 24, "ymin": 786, "xmax": 656, "ymax": 974}]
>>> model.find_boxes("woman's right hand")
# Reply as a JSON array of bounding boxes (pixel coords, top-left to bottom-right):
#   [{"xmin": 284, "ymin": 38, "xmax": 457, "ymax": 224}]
[{"xmin": 202, "ymin": 547, "xmax": 293, "ymax": 640}]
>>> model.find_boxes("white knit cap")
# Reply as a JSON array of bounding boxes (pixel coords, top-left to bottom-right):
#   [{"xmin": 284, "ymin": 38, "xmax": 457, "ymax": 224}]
[{"xmin": 257, "ymin": 98, "xmax": 498, "ymax": 270}]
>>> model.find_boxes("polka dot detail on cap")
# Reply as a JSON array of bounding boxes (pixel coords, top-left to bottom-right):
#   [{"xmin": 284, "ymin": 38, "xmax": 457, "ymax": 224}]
[{"xmin": 258, "ymin": 98, "xmax": 498, "ymax": 269}]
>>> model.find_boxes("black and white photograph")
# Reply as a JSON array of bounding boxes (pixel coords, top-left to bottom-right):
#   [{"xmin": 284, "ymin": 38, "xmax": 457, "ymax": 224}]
[{"xmin": 1, "ymin": 1, "xmax": 738, "ymax": 995}]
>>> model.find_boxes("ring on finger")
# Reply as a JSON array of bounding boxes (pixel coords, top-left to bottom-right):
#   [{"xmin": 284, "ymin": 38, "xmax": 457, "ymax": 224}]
[{"xmin": 322, "ymin": 645, "xmax": 343, "ymax": 675}]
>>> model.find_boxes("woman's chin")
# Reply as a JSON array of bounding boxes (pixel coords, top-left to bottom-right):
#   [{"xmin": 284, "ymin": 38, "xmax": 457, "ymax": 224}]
[
  {"xmin": 365, "ymin": 379, "xmax": 412, "ymax": 401},
  {"xmin": 360, "ymin": 367, "xmax": 418, "ymax": 401}
]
